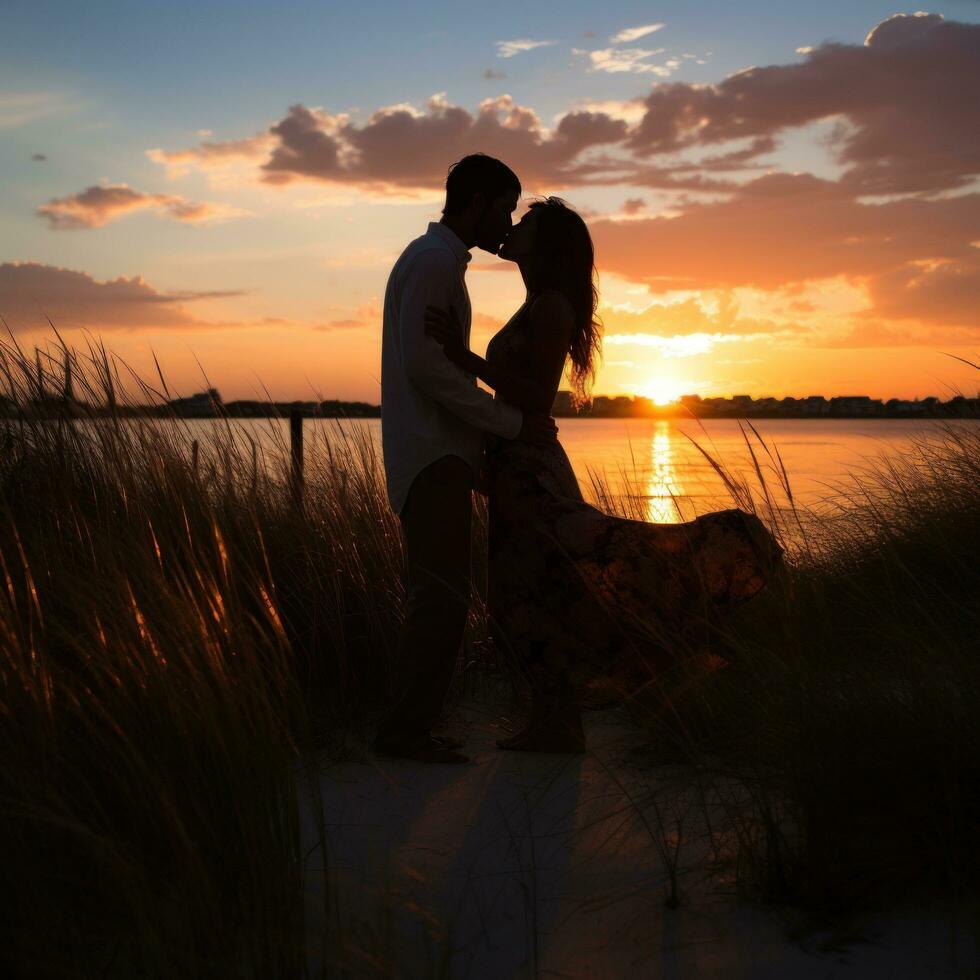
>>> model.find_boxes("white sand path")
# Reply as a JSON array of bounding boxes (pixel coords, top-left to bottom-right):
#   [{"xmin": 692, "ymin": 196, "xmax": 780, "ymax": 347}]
[{"xmin": 297, "ymin": 698, "xmax": 978, "ymax": 979}]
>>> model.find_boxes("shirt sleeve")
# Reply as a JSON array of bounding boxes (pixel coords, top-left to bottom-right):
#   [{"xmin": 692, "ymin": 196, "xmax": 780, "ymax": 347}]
[{"xmin": 399, "ymin": 248, "xmax": 523, "ymax": 439}]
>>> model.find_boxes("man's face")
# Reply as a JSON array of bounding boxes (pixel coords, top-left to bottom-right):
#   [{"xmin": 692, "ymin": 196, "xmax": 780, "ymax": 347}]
[{"xmin": 474, "ymin": 190, "xmax": 520, "ymax": 255}]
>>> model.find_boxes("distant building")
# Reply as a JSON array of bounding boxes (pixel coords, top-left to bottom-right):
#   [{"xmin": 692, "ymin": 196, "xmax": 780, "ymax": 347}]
[
  {"xmin": 830, "ymin": 396, "xmax": 881, "ymax": 416},
  {"xmin": 886, "ymin": 398, "xmax": 917, "ymax": 414},
  {"xmin": 800, "ymin": 396, "xmax": 830, "ymax": 416},
  {"xmin": 168, "ymin": 388, "xmax": 221, "ymax": 417}
]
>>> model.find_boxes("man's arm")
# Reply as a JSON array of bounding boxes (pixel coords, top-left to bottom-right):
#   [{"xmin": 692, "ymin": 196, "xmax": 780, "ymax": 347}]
[
  {"xmin": 399, "ymin": 248, "xmax": 523, "ymax": 439},
  {"xmin": 426, "ymin": 290, "xmax": 574, "ymax": 416}
]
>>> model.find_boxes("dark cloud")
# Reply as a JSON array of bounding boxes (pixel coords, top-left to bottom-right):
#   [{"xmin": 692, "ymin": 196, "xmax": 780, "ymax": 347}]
[
  {"xmin": 0, "ymin": 262, "xmax": 247, "ymax": 331},
  {"xmin": 257, "ymin": 96, "xmax": 630, "ymax": 191},
  {"xmin": 628, "ymin": 13, "xmax": 980, "ymax": 194},
  {"xmin": 146, "ymin": 14, "xmax": 978, "ymax": 199},
  {"xmin": 262, "ymin": 105, "xmax": 343, "ymax": 183},
  {"xmin": 37, "ymin": 183, "xmax": 242, "ymax": 229},
  {"xmin": 135, "ymin": 11, "xmax": 979, "ymax": 338}
]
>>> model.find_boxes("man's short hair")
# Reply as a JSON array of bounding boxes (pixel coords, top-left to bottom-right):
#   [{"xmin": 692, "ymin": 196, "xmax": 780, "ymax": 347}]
[{"xmin": 443, "ymin": 154, "xmax": 521, "ymax": 215}]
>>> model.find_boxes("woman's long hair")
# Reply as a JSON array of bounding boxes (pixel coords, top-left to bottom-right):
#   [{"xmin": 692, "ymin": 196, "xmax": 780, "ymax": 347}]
[{"xmin": 526, "ymin": 196, "xmax": 602, "ymax": 408}]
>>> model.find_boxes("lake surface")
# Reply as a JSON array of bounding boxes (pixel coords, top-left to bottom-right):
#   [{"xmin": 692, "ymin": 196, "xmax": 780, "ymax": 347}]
[{"xmin": 179, "ymin": 417, "xmax": 974, "ymax": 524}]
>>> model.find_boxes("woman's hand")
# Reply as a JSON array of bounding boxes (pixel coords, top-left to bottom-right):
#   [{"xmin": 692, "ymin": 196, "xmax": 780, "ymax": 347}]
[{"xmin": 424, "ymin": 304, "xmax": 466, "ymax": 362}]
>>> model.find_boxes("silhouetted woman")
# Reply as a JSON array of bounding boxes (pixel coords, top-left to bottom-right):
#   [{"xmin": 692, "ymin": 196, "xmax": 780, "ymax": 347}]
[{"xmin": 425, "ymin": 197, "xmax": 782, "ymax": 752}]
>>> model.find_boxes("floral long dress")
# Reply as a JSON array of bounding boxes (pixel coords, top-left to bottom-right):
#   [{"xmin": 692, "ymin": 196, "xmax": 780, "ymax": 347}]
[{"xmin": 483, "ymin": 301, "xmax": 783, "ymax": 706}]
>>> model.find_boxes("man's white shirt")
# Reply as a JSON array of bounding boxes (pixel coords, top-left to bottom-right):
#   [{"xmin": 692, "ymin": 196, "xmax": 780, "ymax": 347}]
[{"xmin": 381, "ymin": 222, "xmax": 523, "ymax": 515}]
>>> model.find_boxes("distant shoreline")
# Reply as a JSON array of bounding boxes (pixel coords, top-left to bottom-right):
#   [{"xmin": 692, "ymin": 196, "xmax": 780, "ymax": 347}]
[{"xmin": 5, "ymin": 390, "xmax": 977, "ymax": 421}]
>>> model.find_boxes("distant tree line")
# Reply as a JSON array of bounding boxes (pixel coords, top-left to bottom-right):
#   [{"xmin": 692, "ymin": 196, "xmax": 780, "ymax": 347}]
[
  {"xmin": 3, "ymin": 387, "xmax": 977, "ymax": 420},
  {"xmin": 0, "ymin": 387, "xmax": 382, "ymax": 419},
  {"xmin": 553, "ymin": 391, "xmax": 979, "ymax": 419}
]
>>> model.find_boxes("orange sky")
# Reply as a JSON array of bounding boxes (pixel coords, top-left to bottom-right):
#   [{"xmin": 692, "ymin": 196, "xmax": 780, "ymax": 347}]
[{"xmin": 2, "ymin": 10, "xmax": 978, "ymax": 403}]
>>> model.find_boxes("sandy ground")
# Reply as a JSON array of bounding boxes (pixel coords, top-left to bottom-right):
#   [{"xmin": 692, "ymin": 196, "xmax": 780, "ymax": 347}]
[{"xmin": 297, "ymin": 697, "xmax": 978, "ymax": 979}]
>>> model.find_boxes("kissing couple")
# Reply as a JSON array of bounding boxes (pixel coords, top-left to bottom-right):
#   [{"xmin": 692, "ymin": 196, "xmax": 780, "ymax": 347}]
[{"xmin": 374, "ymin": 153, "xmax": 782, "ymax": 764}]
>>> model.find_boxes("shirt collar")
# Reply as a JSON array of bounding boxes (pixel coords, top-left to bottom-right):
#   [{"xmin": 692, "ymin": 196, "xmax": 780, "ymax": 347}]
[{"xmin": 427, "ymin": 221, "xmax": 472, "ymax": 266}]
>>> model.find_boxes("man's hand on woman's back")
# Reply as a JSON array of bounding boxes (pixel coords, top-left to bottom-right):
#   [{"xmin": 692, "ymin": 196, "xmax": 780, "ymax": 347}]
[{"xmin": 518, "ymin": 413, "xmax": 559, "ymax": 445}]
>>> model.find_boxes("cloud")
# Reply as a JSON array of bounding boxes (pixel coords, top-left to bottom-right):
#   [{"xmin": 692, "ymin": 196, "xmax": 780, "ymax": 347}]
[
  {"xmin": 574, "ymin": 47, "xmax": 677, "ymax": 76},
  {"xmin": 610, "ymin": 24, "xmax": 665, "ymax": 44},
  {"xmin": 180, "ymin": 96, "xmax": 628, "ymax": 192},
  {"xmin": 261, "ymin": 105, "xmax": 346, "ymax": 184},
  {"xmin": 482, "ymin": 68, "xmax": 506, "ymax": 79},
  {"xmin": 622, "ymin": 197, "xmax": 646, "ymax": 214},
  {"xmin": 562, "ymin": 97, "xmax": 647, "ymax": 124},
  {"xmin": 313, "ymin": 299, "xmax": 382, "ymax": 331},
  {"xmin": 495, "ymin": 39, "xmax": 556, "ymax": 59},
  {"xmin": 600, "ymin": 292, "xmax": 810, "ymax": 339},
  {"xmin": 628, "ymin": 12, "xmax": 980, "ymax": 194},
  {"xmin": 862, "ymin": 255, "xmax": 980, "ymax": 327},
  {"xmin": 589, "ymin": 173, "xmax": 980, "ymax": 328},
  {"xmin": 143, "ymin": 13, "xmax": 979, "ymax": 205},
  {"xmin": 0, "ymin": 92, "xmax": 66, "ymax": 129},
  {"xmin": 0, "ymin": 262, "xmax": 247, "ymax": 331},
  {"xmin": 37, "ymin": 183, "xmax": 246, "ymax": 230},
  {"xmin": 471, "ymin": 312, "xmax": 505, "ymax": 332},
  {"xmin": 605, "ymin": 332, "xmax": 740, "ymax": 357},
  {"xmin": 146, "ymin": 132, "xmax": 274, "ymax": 178},
  {"xmin": 806, "ymin": 319, "xmax": 980, "ymax": 349}
]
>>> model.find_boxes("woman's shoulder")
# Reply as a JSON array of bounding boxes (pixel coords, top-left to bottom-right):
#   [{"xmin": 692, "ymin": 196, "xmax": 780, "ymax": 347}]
[
  {"xmin": 528, "ymin": 288, "xmax": 574, "ymax": 321},
  {"xmin": 527, "ymin": 290, "xmax": 575, "ymax": 344}
]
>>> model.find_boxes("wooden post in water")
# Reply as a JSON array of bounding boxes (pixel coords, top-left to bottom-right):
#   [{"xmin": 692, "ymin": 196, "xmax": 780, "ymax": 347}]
[{"xmin": 290, "ymin": 409, "xmax": 304, "ymax": 503}]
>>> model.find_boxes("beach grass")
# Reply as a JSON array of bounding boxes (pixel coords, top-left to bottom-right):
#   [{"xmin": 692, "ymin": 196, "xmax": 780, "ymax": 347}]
[
  {"xmin": 0, "ymin": 335, "xmax": 977, "ymax": 974},
  {"xmin": 0, "ymin": 337, "xmax": 408, "ymax": 976},
  {"xmin": 611, "ymin": 417, "xmax": 980, "ymax": 915}
]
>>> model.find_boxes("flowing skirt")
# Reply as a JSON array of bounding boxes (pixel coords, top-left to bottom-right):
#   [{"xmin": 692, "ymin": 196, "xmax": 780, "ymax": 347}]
[{"xmin": 485, "ymin": 434, "xmax": 783, "ymax": 703}]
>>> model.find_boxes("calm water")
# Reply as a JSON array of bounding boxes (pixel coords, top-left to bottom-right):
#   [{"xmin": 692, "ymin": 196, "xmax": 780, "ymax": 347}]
[{"xmin": 178, "ymin": 417, "xmax": 974, "ymax": 524}]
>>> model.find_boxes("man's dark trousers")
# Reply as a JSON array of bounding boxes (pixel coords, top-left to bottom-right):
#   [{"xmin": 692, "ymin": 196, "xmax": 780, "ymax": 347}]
[{"xmin": 378, "ymin": 454, "xmax": 473, "ymax": 738}]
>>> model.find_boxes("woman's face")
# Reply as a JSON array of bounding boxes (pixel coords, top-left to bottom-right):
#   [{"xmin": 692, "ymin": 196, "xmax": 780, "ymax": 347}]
[{"xmin": 497, "ymin": 207, "xmax": 540, "ymax": 263}]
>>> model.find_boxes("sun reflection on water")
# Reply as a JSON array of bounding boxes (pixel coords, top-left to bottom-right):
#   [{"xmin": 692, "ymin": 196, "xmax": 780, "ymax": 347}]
[{"xmin": 646, "ymin": 420, "xmax": 683, "ymax": 523}]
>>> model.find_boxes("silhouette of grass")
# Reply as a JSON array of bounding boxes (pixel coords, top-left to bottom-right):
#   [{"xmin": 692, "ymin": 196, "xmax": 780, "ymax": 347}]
[
  {"xmin": 1, "ymin": 333, "xmax": 976, "ymax": 974},
  {"xmin": 0, "ymin": 335, "xmax": 407, "ymax": 976},
  {"xmin": 604, "ymin": 412, "xmax": 980, "ymax": 916}
]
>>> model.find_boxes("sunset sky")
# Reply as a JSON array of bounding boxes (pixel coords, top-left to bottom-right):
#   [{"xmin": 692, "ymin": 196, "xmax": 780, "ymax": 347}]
[{"xmin": 2, "ymin": 2, "xmax": 978, "ymax": 403}]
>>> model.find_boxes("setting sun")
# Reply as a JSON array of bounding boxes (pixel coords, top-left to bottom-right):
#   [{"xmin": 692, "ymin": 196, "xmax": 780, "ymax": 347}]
[{"xmin": 636, "ymin": 376, "xmax": 688, "ymax": 406}]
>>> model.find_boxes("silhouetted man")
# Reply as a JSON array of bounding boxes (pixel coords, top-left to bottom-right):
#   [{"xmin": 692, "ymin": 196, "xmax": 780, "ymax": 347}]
[{"xmin": 374, "ymin": 154, "xmax": 557, "ymax": 763}]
